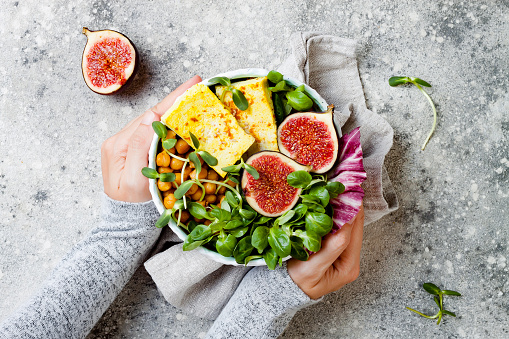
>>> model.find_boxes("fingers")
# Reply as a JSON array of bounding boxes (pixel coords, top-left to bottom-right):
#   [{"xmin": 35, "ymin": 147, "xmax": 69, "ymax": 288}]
[
  {"xmin": 151, "ymin": 75, "xmax": 202, "ymax": 116},
  {"xmin": 121, "ymin": 111, "xmax": 159, "ymax": 202},
  {"xmin": 333, "ymin": 206, "xmax": 364, "ymax": 281}
]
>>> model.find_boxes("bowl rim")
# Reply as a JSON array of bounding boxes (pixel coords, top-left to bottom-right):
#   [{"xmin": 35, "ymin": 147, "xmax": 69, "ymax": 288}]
[{"xmin": 148, "ymin": 68, "xmax": 328, "ymax": 266}]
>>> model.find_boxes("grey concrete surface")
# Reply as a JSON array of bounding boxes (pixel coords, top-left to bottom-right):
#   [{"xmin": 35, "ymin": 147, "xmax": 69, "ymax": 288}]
[{"xmin": 1, "ymin": 0, "xmax": 508, "ymax": 338}]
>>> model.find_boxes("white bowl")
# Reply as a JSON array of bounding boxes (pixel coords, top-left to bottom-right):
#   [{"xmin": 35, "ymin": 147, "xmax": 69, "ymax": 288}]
[{"xmin": 148, "ymin": 68, "xmax": 328, "ymax": 266}]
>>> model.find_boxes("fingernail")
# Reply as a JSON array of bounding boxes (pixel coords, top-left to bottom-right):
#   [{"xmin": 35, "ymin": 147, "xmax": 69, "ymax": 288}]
[{"xmin": 141, "ymin": 111, "xmax": 155, "ymax": 126}]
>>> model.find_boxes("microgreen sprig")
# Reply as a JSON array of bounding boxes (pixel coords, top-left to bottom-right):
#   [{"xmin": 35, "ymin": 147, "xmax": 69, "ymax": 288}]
[
  {"xmin": 267, "ymin": 70, "xmax": 314, "ymax": 120},
  {"xmin": 388, "ymin": 76, "xmax": 437, "ymax": 151},
  {"xmin": 208, "ymin": 76, "xmax": 249, "ymax": 111},
  {"xmin": 406, "ymin": 282, "xmax": 461, "ymax": 325}
]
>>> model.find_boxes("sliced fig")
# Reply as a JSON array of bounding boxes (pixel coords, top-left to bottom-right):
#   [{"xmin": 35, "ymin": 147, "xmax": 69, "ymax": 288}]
[
  {"xmin": 277, "ymin": 104, "xmax": 338, "ymax": 174},
  {"xmin": 81, "ymin": 27, "xmax": 139, "ymax": 95},
  {"xmin": 241, "ymin": 151, "xmax": 310, "ymax": 217}
]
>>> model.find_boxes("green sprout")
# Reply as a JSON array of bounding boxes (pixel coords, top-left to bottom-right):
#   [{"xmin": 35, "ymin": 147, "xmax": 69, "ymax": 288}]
[
  {"xmin": 406, "ymin": 282, "xmax": 461, "ymax": 325},
  {"xmin": 389, "ymin": 76, "xmax": 437, "ymax": 151},
  {"xmin": 208, "ymin": 76, "xmax": 249, "ymax": 111}
]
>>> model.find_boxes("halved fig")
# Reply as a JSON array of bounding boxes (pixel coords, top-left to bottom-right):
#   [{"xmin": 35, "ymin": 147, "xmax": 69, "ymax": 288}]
[
  {"xmin": 277, "ymin": 104, "xmax": 338, "ymax": 173},
  {"xmin": 81, "ymin": 27, "xmax": 139, "ymax": 95},
  {"xmin": 241, "ymin": 151, "xmax": 310, "ymax": 217}
]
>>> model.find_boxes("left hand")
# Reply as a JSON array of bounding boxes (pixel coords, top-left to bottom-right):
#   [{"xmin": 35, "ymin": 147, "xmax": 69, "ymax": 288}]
[{"xmin": 101, "ymin": 75, "xmax": 202, "ymax": 202}]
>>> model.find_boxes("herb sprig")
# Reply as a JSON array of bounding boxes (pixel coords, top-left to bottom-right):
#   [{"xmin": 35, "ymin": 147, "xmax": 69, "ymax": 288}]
[
  {"xmin": 389, "ymin": 76, "xmax": 437, "ymax": 151},
  {"xmin": 406, "ymin": 282, "xmax": 461, "ymax": 325},
  {"xmin": 208, "ymin": 76, "xmax": 249, "ymax": 111}
]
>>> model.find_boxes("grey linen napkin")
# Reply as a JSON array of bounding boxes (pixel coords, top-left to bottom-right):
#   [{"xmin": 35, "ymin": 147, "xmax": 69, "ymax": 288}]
[{"xmin": 144, "ymin": 32, "xmax": 399, "ymax": 320}]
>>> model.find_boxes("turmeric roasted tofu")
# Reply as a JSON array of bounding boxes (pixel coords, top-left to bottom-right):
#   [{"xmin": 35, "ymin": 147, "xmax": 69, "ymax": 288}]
[
  {"xmin": 161, "ymin": 83, "xmax": 255, "ymax": 177},
  {"xmin": 216, "ymin": 77, "xmax": 278, "ymax": 154}
]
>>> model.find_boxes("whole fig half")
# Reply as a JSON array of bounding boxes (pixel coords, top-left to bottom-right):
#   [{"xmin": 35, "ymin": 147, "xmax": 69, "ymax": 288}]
[
  {"xmin": 277, "ymin": 104, "xmax": 338, "ymax": 173},
  {"xmin": 241, "ymin": 151, "xmax": 310, "ymax": 217},
  {"xmin": 81, "ymin": 27, "xmax": 139, "ymax": 95}
]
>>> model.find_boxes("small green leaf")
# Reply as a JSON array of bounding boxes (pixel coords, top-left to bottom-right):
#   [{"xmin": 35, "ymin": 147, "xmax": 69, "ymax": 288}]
[
  {"xmin": 222, "ymin": 164, "xmax": 242, "ymax": 173},
  {"xmin": 287, "ymin": 171, "xmax": 312, "ymax": 188},
  {"xmin": 295, "ymin": 84, "xmax": 305, "ymax": 92},
  {"xmin": 244, "ymin": 164, "xmax": 260, "ymax": 180},
  {"xmin": 254, "ymin": 216, "xmax": 272, "ymax": 225},
  {"xmin": 152, "ymin": 121, "xmax": 167, "ymax": 139},
  {"xmin": 227, "ymin": 173, "xmax": 240, "ymax": 184},
  {"xmin": 292, "ymin": 204, "xmax": 308, "ymax": 221},
  {"xmin": 210, "ymin": 207, "xmax": 231, "ymax": 222},
  {"xmin": 286, "ymin": 91, "xmax": 313, "ymax": 111},
  {"xmin": 325, "ymin": 181, "xmax": 345, "ymax": 198},
  {"xmin": 388, "ymin": 76, "xmax": 411, "ymax": 87},
  {"xmin": 269, "ymin": 80, "xmax": 292, "ymax": 92},
  {"xmin": 225, "ymin": 191, "xmax": 239, "ymax": 207},
  {"xmin": 290, "ymin": 236, "xmax": 309, "ymax": 261},
  {"xmin": 162, "ymin": 138, "xmax": 177, "ymax": 150},
  {"xmin": 442, "ymin": 290, "xmax": 462, "ymax": 296},
  {"xmin": 267, "ymin": 70, "xmax": 283, "ymax": 84},
  {"xmin": 442, "ymin": 310, "xmax": 456, "ymax": 317},
  {"xmin": 229, "ymin": 226, "xmax": 249, "ymax": 238},
  {"xmin": 189, "ymin": 132, "xmax": 200, "ymax": 149},
  {"xmin": 208, "ymin": 76, "xmax": 231, "ymax": 87},
  {"xmin": 268, "ymin": 227, "xmax": 291, "ymax": 258},
  {"xmin": 423, "ymin": 283, "xmax": 441, "ymax": 295},
  {"xmin": 411, "ymin": 77, "xmax": 432, "ymax": 87},
  {"xmin": 276, "ymin": 210, "xmax": 295, "ymax": 226},
  {"xmin": 309, "ymin": 186, "xmax": 330, "ymax": 206},
  {"xmin": 263, "ymin": 248, "xmax": 278, "ymax": 270},
  {"xmin": 216, "ymin": 233, "xmax": 237, "ymax": 257},
  {"xmin": 189, "ymin": 225, "xmax": 213, "ymax": 241},
  {"xmin": 296, "ymin": 230, "xmax": 321, "ymax": 252},
  {"xmin": 188, "ymin": 202, "xmax": 210, "ymax": 220},
  {"xmin": 239, "ymin": 209, "xmax": 256, "ymax": 220},
  {"xmin": 189, "ymin": 152, "xmax": 201, "ymax": 174},
  {"xmin": 159, "ymin": 172, "xmax": 176, "ymax": 182},
  {"xmin": 182, "ymin": 236, "xmax": 205, "ymax": 251},
  {"xmin": 174, "ymin": 180, "xmax": 195, "ymax": 200},
  {"xmin": 197, "ymin": 150, "xmax": 218, "ymax": 166},
  {"xmin": 305, "ymin": 212, "xmax": 333, "ymax": 237},
  {"xmin": 232, "ymin": 89, "xmax": 249, "ymax": 111},
  {"xmin": 244, "ymin": 255, "xmax": 263, "ymax": 265},
  {"xmin": 141, "ymin": 167, "xmax": 159, "ymax": 179},
  {"xmin": 252, "ymin": 226, "xmax": 270, "ymax": 254},
  {"xmin": 155, "ymin": 209, "xmax": 173, "ymax": 228},
  {"xmin": 273, "ymin": 92, "xmax": 286, "ymax": 125},
  {"xmin": 233, "ymin": 236, "xmax": 254, "ymax": 264},
  {"xmin": 224, "ymin": 219, "xmax": 244, "ymax": 230}
]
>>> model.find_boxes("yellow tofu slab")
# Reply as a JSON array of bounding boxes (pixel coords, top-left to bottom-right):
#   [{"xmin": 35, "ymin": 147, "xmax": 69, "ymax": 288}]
[
  {"xmin": 216, "ymin": 77, "xmax": 278, "ymax": 155},
  {"xmin": 161, "ymin": 84, "xmax": 255, "ymax": 177}
]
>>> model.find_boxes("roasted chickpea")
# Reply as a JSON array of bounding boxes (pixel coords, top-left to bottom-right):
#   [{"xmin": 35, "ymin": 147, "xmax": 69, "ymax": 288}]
[
  {"xmin": 196, "ymin": 200, "xmax": 207, "ymax": 207},
  {"xmin": 216, "ymin": 195, "xmax": 225, "ymax": 204},
  {"xmin": 175, "ymin": 139, "xmax": 191, "ymax": 154},
  {"xmin": 158, "ymin": 179, "xmax": 172, "ymax": 192},
  {"xmin": 189, "ymin": 154, "xmax": 204, "ymax": 168},
  {"xmin": 165, "ymin": 130, "xmax": 177, "ymax": 139},
  {"xmin": 156, "ymin": 151, "xmax": 171, "ymax": 167},
  {"xmin": 185, "ymin": 183, "xmax": 199, "ymax": 196},
  {"xmin": 163, "ymin": 193, "xmax": 177, "ymax": 209},
  {"xmin": 190, "ymin": 167, "xmax": 207, "ymax": 180},
  {"xmin": 170, "ymin": 157, "xmax": 185, "ymax": 170},
  {"xmin": 182, "ymin": 166, "xmax": 193, "ymax": 181},
  {"xmin": 179, "ymin": 210, "xmax": 191, "ymax": 223},
  {"xmin": 226, "ymin": 179, "xmax": 236, "ymax": 187},
  {"xmin": 172, "ymin": 173, "xmax": 183, "ymax": 189},
  {"xmin": 203, "ymin": 182, "xmax": 216, "ymax": 195},
  {"xmin": 204, "ymin": 220, "xmax": 212, "ymax": 226},
  {"xmin": 191, "ymin": 188, "xmax": 203, "ymax": 201},
  {"xmin": 217, "ymin": 185, "xmax": 227, "ymax": 195},
  {"xmin": 166, "ymin": 147, "xmax": 176, "ymax": 155},
  {"xmin": 207, "ymin": 170, "xmax": 219, "ymax": 181},
  {"xmin": 204, "ymin": 194, "xmax": 216, "ymax": 204},
  {"xmin": 158, "ymin": 167, "xmax": 173, "ymax": 174},
  {"xmin": 193, "ymin": 217, "xmax": 204, "ymax": 223},
  {"xmin": 162, "ymin": 189, "xmax": 175, "ymax": 198}
]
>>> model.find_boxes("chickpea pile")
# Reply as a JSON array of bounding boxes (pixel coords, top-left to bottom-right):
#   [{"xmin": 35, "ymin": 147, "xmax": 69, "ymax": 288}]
[{"xmin": 156, "ymin": 129, "xmax": 236, "ymax": 225}]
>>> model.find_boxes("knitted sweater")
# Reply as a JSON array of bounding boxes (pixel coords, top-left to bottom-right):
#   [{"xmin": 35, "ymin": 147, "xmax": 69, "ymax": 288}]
[{"xmin": 0, "ymin": 194, "xmax": 314, "ymax": 338}]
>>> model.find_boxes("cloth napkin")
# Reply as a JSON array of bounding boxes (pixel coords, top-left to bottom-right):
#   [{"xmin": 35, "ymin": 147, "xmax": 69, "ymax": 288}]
[{"xmin": 144, "ymin": 32, "xmax": 399, "ymax": 320}]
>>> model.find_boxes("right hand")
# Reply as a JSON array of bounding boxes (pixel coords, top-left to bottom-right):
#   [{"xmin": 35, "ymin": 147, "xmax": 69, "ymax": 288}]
[{"xmin": 287, "ymin": 205, "xmax": 365, "ymax": 300}]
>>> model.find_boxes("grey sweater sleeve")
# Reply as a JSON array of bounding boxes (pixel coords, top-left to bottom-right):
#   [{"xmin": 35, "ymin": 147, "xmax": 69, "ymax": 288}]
[
  {"xmin": 205, "ymin": 263, "xmax": 320, "ymax": 339},
  {"xmin": 0, "ymin": 193, "xmax": 161, "ymax": 339}
]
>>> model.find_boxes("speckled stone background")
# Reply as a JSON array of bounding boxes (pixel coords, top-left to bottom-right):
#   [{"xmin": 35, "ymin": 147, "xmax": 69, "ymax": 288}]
[{"xmin": 1, "ymin": 0, "xmax": 508, "ymax": 338}]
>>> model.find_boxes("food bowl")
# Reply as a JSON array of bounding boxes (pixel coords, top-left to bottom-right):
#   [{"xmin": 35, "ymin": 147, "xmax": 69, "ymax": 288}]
[{"xmin": 148, "ymin": 68, "xmax": 328, "ymax": 266}]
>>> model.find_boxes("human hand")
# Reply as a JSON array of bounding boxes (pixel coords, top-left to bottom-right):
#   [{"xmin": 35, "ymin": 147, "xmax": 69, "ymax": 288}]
[
  {"xmin": 287, "ymin": 205, "xmax": 365, "ymax": 300},
  {"xmin": 101, "ymin": 75, "xmax": 202, "ymax": 202}
]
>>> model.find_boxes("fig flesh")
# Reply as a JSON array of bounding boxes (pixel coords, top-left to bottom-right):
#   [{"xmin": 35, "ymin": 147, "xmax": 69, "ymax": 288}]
[
  {"xmin": 277, "ymin": 104, "xmax": 338, "ymax": 174},
  {"xmin": 81, "ymin": 27, "xmax": 139, "ymax": 95},
  {"xmin": 241, "ymin": 151, "xmax": 310, "ymax": 217}
]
